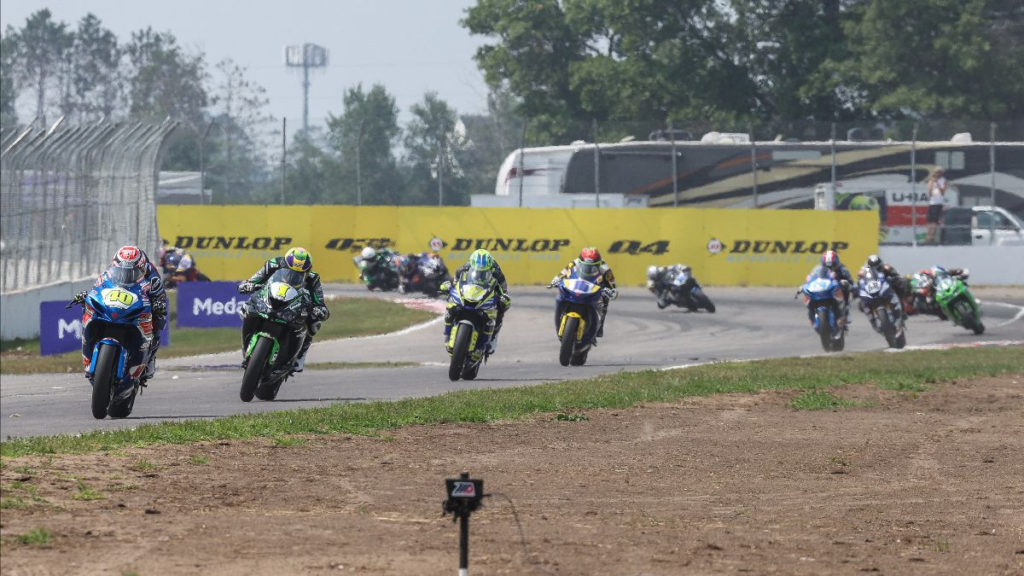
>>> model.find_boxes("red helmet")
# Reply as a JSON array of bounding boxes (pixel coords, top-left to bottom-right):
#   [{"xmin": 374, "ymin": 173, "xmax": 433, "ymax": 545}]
[
  {"xmin": 821, "ymin": 250, "xmax": 840, "ymax": 269},
  {"xmin": 109, "ymin": 245, "xmax": 148, "ymax": 284},
  {"xmin": 579, "ymin": 247, "xmax": 601, "ymax": 264}
]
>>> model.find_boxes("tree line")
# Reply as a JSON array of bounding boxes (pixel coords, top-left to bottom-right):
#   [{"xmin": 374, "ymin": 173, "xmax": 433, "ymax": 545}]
[
  {"xmin": 464, "ymin": 0, "xmax": 1023, "ymax": 143},
  {"xmin": 3, "ymin": 1, "xmax": 1022, "ymax": 206}
]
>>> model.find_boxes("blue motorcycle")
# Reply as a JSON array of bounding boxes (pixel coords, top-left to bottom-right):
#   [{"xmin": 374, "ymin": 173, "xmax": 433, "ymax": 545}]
[
  {"xmin": 858, "ymin": 269, "xmax": 907, "ymax": 349},
  {"xmin": 551, "ymin": 266, "xmax": 609, "ymax": 367},
  {"xmin": 799, "ymin": 268, "xmax": 847, "ymax": 352},
  {"xmin": 71, "ymin": 268, "xmax": 157, "ymax": 419}
]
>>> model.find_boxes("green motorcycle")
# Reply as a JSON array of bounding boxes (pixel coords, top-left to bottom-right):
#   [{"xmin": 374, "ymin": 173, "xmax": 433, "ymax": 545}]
[
  {"xmin": 237, "ymin": 268, "xmax": 312, "ymax": 401},
  {"xmin": 932, "ymin": 269, "xmax": 984, "ymax": 335}
]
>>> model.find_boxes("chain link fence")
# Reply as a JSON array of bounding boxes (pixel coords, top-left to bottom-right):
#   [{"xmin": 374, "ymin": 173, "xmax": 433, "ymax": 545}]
[{"xmin": 1, "ymin": 120, "xmax": 178, "ymax": 294}]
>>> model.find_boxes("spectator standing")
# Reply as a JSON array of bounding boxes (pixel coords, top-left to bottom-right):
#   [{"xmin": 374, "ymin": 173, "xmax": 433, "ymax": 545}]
[{"xmin": 924, "ymin": 166, "xmax": 949, "ymax": 244}]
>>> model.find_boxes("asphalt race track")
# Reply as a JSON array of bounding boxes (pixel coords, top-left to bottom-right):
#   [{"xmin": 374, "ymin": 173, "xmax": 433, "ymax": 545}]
[{"xmin": 2, "ymin": 286, "xmax": 1022, "ymax": 439}]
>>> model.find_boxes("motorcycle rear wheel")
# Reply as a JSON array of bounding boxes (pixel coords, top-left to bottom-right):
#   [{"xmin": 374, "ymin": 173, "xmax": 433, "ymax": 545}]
[
  {"xmin": 108, "ymin": 388, "xmax": 137, "ymax": 419},
  {"xmin": 699, "ymin": 293, "xmax": 716, "ymax": 313},
  {"xmin": 91, "ymin": 345, "xmax": 117, "ymax": 419},
  {"xmin": 461, "ymin": 361, "xmax": 480, "ymax": 380},
  {"xmin": 241, "ymin": 337, "xmax": 272, "ymax": 402},
  {"xmin": 449, "ymin": 324, "xmax": 472, "ymax": 381},
  {"xmin": 570, "ymin": 349, "xmax": 589, "ymax": 366},
  {"xmin": 559, "ymin": 316, "xmax": 579, "ymax": 367}
]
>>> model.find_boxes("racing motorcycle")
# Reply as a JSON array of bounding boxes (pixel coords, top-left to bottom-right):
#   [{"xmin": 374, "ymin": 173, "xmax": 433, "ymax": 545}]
[
  {"xmin": 442, "ymin": 268, "xmax": 500, "ymax": 381},
  {"xmin": 400, "ymin": 252, "xmax": 450, "ymax": 296},
  {"xmin": 237, "ymin": 268, "xmax": 312, "ymax": 401},
  {"xmin": 799, "ymin": 268, "xmax": 847, "ymax": 352},
  {"xmin": 933, "ymin": 269, "xmax": 984, "ymax": 334},
  {"xmin": 354, "ymin": 251, "xmax": 401, "ymax": 292},
  {"xmin": 162, "ymin": 251, "xmax": 210, "ymax": 288},
  {"xmin": 655, "ymin": 267, "xmax": 715, "ymax": 312},
  {"xmin": 857, "ymin": 269, "xmax": 907, "ymax": 349},
  {"xmin": 904, "ymin": 272, "xmax": 946, "ymax": 319},
  {"xmin": 70, "ymin": 268, "xmax": 158, "ymax": 419},
  {"xmin": 551, "ymin": 265, "xmax": 609, "ymax": 367}
]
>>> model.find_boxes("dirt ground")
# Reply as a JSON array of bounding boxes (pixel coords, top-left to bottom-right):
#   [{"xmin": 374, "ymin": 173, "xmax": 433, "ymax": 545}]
[{"xmin": 2, "ymin": 375, "xmax": 1023, "ymax": 576}]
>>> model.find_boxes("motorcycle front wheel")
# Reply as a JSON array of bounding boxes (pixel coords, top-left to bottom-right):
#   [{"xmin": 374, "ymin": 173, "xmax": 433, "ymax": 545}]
[
  {"xmin": 559, "ymin": 316, "xmax": 579, "ymax": 367},
  {"xmin": 241, "ymin": 337, "xmax": 272, "ymax": 402},
  {"xmin": 449, "ymin": 324, "xmax": 472, "ymax": 381},
  {"xmin": 91, "ymin": 344, "xmax": 118, "ymax": 419}
]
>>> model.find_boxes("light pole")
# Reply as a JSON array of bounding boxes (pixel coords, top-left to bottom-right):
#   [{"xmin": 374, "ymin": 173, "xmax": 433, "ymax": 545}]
[
  {"xmin": 198, "ymin": 119, "xmax": 217, "ymax": 204},
  {"xmin": 356, "ymin": 118, "xmax": 365, "ymax": 205},
  {"xmin": 284, "ymin": 43, "xmax": 328, "ymax": 134}
]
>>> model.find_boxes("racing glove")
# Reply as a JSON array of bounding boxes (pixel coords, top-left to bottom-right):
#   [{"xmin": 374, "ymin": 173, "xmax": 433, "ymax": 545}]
[
  {"xmin": 312, "ymin": 306, "xmax": 330, "ymax": 321},
  {"xmin": 603, "ymin": 288, "xmax": 618, "ymax": 300},
  {"xmin": 238, "ymin": 281, "xmax": 257, "ymax": 293}
]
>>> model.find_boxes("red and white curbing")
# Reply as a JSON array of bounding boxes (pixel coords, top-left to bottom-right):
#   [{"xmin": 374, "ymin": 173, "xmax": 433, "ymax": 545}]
[{"xmin": 393, "ymin": 297, "xmax": 447, "ymax": 314}]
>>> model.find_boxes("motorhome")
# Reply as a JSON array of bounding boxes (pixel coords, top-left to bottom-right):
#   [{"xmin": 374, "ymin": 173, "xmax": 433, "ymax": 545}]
[{"xmin": 480, "ymin": 134, "xmax": 1024, "ymax": 240}]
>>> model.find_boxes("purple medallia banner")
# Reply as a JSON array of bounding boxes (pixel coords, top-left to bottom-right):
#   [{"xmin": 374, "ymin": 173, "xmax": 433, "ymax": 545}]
[
  {"xmin": 175, "ymin": 281, "xmax": 245, "ymax": 328},
  {"xmin": 39, "ymin": 301, "xmax": 171, "ymax": 357}
]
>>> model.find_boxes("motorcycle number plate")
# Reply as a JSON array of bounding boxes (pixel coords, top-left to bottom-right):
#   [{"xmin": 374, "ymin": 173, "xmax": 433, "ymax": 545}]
[{"xmin": 101, "ymin": 288, "xmax": 138, "ymax": 309}]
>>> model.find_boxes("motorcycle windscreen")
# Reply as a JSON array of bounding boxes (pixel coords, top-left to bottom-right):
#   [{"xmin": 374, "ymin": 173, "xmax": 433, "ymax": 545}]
[
  {"xmin": 269, "ymin": 267, "xmax": 306, "ymax": 288},
  {"xmin": 106, "ymin": 263, "xmax": 144, "ymax": 286},
  {"xmin": 464, "ymin": 268, "xmax": 492, "ymax": 287}
]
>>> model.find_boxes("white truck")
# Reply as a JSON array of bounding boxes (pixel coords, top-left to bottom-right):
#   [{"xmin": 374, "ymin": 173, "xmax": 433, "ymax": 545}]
[{"xmin": 941, "ymin": 205, "xmax": 1024, "ymax": 246}]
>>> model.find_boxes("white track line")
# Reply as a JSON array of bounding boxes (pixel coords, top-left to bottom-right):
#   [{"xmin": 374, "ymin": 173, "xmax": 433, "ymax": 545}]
[{"xmin": 982, "ymin": 301, "xmax": 1024, "ymax": 327}]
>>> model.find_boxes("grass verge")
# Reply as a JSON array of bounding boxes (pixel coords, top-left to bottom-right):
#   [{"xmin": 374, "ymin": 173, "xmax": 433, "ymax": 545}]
[
  {"xmin": 0, "ymin": 297, "xmax": 436, "ymax": 375},
  {"xmin": 1, "ymin": 347, "xmax": 1021, "ymax": 459}
]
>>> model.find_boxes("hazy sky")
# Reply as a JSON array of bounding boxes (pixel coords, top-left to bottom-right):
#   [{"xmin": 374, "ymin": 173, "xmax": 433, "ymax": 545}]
[{"xmin": 1, "ymin": 0, "xmax": 491, "ymax": 133}]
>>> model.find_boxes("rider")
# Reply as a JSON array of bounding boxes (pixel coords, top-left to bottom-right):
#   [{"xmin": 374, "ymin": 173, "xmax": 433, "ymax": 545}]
[
  {"xmin": 161, "ymin": 245, "xmax": 200, "ymax": 283},
  {"xmin": 859, "ymin": 254, "xmax": 910, "ymax": 301},
  {"xmin": 78, "ymin": 245, "xmax": 168, "ymax": 384},
  {"xmin": 401, "ymin": 238, "xmax": 450, "ymax": 292},
  {"xmin": 552, "ymin": 247, "xmax": 617, "ymax": 337},
  {"xmin": 239, "ymin": 247, "xmax": 329, "ymax": 372},
  {"xmin": 355, "ymin": 245, "xmax": 398, "ymax": 286},
  {"xmin": 805, "ymin": 249, "xmax": 855, "ymax": 324},
  {"xmin": 445, "ymin": 249, "xmax": 511, "ymax": 354},
  {"xmin": 646, "ymin": 265, "xmax": 669, "ymax": 296}
]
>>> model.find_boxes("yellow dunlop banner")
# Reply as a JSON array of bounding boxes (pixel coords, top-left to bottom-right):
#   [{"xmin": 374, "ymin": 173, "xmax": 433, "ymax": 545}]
[{"xmin": 158, "ymin": 206, "xmax": 878, "ymax": 286}]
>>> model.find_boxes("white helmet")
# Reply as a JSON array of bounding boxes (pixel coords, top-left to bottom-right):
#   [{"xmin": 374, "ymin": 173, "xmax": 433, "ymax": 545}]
[
  {"xmin": 646, "ymin": 265, "xmax": 658, "ymax": 280},
  {"xmin": 360, "ymin": 246, "xmax": 377, "ymax": 260}
]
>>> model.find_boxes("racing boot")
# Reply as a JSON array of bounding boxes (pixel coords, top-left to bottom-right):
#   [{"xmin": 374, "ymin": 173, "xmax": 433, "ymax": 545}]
[
  {"xmin": 294, "ymin": 336, "xmax": 313, "ymax": 372},
  {"xmin": 486, "ymin": 320, "xmax": 502, "ymax": 355}
]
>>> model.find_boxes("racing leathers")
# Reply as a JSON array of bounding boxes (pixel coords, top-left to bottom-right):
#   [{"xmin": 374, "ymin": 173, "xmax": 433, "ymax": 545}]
[
  {"xmin": 445, "ymin": 262, "xmax": 511, "ymax": 354},
  {"xmin": 240, "ymin": 257, "xmax": 329, "ymax": 368},
  {"xmin": 804, "ymin": 263, "xmax": 854, "ymax": 324},
  {"xmin": 79, "ymin": 253, "xmax": 168, "ymax": 383},
  {"xmin": 553, "ymin": 260, "xmax": 617, "ymax": 337}
]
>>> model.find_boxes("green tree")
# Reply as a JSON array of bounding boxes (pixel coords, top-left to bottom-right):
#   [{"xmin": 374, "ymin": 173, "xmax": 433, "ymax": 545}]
[
  {"xmin": 462, "ymin": 0, "xmax": 581, "ymax": 141},
  {"xmin": 69, "ymin": 13, "xmax": 122, "ymax": 122},
  {"xmin": 205, "ymin": 58, "xmax": 273, "ymax": 202},
  {"xmin": 403, "ymin": 92, "xmax": 470, "ymax": 206},
  {"xmin": 325, "ymin": 83, "xmax": 402, "ymax": 205},
  {"xmin": 125, "ymin": 27, "xmax": 208, "ymax": 170},
  {"xmin": 125, "ymin": 27, "xmax": 208, "ymax": 126},
  {"xmin": 271, "ymin": 131, "xmax": 339, "ymax": 205},
  {"xmin": 462, "ymin": 0, "xmax": 754, "ymax": 142},
  {"xmin": 836, "ymin": 0, "xmax": 1024, "ymax": 121},
  {"xmin": 730, "ymin": 0, "xmax": 859, "ymax": 123},
  {"xmin": 0, "ymin": 32, "xmax": 18, "ymax": 128},
  {"xmin": 7, "ymin": 9, "xmax": 72, "ymax": 127}
]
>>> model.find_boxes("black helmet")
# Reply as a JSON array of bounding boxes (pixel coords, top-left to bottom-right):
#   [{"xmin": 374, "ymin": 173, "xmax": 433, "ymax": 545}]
[{"xmin": 867, "ymin": 254, "xmax": 882, "ymax": 269}]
